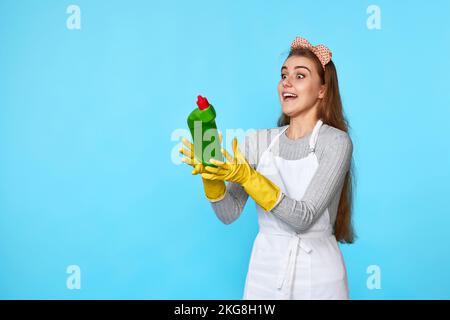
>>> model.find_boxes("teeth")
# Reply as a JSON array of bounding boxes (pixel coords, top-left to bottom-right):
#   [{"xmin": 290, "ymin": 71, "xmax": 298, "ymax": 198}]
[{"xmin": 283, "ymin": 93, "xmax": 297, "ymax": 98}]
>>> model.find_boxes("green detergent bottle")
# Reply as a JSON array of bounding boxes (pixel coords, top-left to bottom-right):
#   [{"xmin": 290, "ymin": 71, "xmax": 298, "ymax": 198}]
[{"xmin": 187, "ymin": 95, "xmax": 223, "ymax": 167}]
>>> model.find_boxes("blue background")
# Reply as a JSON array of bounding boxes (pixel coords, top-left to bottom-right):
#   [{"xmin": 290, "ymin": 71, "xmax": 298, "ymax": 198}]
[{"xmin": 1, "ymin": 0, "xmax": 449, "ymax": 299}]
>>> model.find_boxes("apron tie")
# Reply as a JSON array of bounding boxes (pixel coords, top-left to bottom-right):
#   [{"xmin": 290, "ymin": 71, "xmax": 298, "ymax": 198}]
[{"xmin": 276, "ymin": 233, "xmax": 312, "ymax": 293}]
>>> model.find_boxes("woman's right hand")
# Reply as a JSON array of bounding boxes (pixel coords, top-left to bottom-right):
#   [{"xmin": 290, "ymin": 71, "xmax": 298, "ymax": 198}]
[
  {"xmin": 179, "ymin": 132, "xmax": 223, "ymax": 175},
  {"xmin": 179, "ymin": 133, "xmax": 227, "ymax": 202},
  {"xmin": 179, "ymin": 136, "xmax": 203, "ymax": 175}
]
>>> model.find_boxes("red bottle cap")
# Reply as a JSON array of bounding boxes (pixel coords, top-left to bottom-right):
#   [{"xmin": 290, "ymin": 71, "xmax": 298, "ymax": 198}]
[{"xmin": 196, "ymin": 95, "xmax": 210, "ymax": 110}]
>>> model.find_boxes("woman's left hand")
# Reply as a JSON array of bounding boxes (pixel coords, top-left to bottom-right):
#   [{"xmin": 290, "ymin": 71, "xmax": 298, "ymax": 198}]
[
  {"xmin": 202, "ymin": 137, "xmax": 283, "ymax": 212},
  {"xmin": 201, "ymin": 137, "xmax": 253, "ymax": 185}
]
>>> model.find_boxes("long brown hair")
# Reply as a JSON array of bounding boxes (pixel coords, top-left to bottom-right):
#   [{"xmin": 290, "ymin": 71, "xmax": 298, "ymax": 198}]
[{"xmin": 277, "ymin": 47, "xmax": 356, "ymax": 244}]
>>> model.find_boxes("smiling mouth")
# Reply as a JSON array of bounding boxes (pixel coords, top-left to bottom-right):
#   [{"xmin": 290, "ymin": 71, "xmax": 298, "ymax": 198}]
[{"xmin": 282, "ymin": 93, "xmax": 298, "ymax": 102}]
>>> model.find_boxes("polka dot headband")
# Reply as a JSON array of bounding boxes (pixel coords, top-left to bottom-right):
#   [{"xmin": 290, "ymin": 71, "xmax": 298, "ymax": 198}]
[{"xmin": 290, "ymin": 36, "xmax": 332, "ymax": 71}]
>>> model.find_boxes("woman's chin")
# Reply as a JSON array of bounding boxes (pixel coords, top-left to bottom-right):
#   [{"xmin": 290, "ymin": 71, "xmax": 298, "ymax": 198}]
[{"xmin": 281, "ymin": 104, "xmax": 301, "ymax": 117}]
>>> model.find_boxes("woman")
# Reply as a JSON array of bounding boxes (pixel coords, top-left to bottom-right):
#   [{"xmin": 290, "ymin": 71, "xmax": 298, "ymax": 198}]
[{"xmin": 180, "ymin": 36, "xmax": 356, "ymax": 300}]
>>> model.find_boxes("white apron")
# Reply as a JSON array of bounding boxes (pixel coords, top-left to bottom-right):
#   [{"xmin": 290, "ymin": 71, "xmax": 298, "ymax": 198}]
[{"xmin": 242, "ymin": 119, "xmax": 349, "ymax": 300}]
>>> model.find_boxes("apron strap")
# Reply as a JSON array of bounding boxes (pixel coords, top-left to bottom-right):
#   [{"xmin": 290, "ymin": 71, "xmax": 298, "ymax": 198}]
[
  {"xmin": 266, "ymin": 126, "xmax": 289, "ymax": 153},
  {"xmin": 308, "ymin": 119, "xmax": 323, "ymax": 154}
]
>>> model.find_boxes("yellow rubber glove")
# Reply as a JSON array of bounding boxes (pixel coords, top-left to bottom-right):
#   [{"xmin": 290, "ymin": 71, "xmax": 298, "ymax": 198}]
[
  {"xmin": 179, "ymin": 134, "xmax": 226, "ymax": 202},
  {"xmin": 201, "ymin": 137, "xmax": 282, "ymax": 212}
]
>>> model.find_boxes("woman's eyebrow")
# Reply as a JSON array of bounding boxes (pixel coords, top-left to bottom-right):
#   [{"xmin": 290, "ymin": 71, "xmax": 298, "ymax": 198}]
[{"xmin": 281, "ymin": 65, "xmax": 311, "ymax": 73}]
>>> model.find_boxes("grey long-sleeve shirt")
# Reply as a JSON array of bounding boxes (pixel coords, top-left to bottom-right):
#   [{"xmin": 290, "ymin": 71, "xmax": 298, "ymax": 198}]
[{"xmin": 208, "ymin": 123, "xmax": 353, "ymax": 232}]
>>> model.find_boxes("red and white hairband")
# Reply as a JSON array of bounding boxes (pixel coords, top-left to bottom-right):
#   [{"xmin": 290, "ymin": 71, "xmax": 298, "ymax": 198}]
[{"xmin": 290, "ymin": 36, "xmax": 332, "ymax": 70}]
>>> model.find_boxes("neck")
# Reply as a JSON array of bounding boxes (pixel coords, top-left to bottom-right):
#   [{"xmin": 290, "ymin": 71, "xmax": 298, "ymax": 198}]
[{"xmin": 286, "ymin": 109, "xmax": 319, "ymax": 140}]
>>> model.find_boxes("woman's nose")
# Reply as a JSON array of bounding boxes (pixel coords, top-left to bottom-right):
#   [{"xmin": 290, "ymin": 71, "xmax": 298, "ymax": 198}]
[{"xmin": 282, "ymin": 78, "xmax": 292, "ymax": 87}]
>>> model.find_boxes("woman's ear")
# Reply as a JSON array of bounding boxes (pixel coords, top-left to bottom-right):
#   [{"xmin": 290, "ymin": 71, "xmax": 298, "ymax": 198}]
[{"xmin": 318, "ymin": 84, "xmax": 327, "ymax": 99}]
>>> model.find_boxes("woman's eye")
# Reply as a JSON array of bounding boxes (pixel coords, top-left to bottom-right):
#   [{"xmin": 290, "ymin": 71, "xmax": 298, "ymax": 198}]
[{"xmin": 281, "ymin": 74, "xmax": 304, "ymax": 79}]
